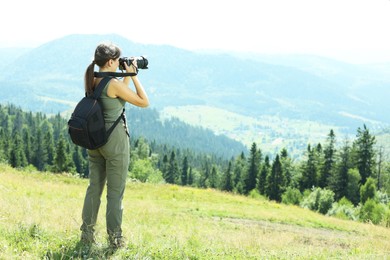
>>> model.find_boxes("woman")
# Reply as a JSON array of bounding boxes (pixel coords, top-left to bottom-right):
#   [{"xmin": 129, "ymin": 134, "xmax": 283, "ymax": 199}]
[{"xmin": 80, "ymin": 42, "xmax": 149, "ymax": 248}]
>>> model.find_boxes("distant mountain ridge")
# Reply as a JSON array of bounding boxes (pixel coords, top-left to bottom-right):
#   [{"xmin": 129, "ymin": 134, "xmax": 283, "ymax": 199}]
[{"xmin": 0, "ymin": 34, "xmax": 389, "ymax": 149}]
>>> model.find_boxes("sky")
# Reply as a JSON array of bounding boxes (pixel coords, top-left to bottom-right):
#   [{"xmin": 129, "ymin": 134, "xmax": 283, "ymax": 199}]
[{"xmin": 1, "ymin": 0, "xmax": 390, "ymax": 64}]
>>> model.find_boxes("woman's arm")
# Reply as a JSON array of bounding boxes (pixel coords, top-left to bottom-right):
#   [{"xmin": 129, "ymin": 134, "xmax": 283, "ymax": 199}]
[{"xmin": 107, "ymin": 61, "xmax": 149, "ymax": 107}]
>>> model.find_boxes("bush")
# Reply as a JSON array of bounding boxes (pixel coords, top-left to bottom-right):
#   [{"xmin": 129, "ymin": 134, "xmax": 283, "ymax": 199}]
[
  {"xmin": 360, "ymin": 178, "xmax": 377, "ymax": 204},
  {"xmin": 346, "ymin": 168, "xmax": 361, "ymax": 205},
  {"xmin": 359, "ymin": 199, "xmax": 386, "ymax": 225},
  {"xmin": 248, "ymin": 189, "xmax": 266, "ymax": 200},
  {"xmin": 377, "ymin": 190, "xmax": 389, "ymax": 205},
  {"xmin": 281, "ymin": 187, "xmax": 302, "ymax": 205},
  {"xmin": 327, "ymin": 197, "xmax": 358, "ymax": 221},
  {"xmin": 23, "ymin": 164, "xmax": 38, "ymax": 173},
  {"xmin": 317, "ymin": 189, "xmax": 335, "ymax": 214},
  {"xmin": 381, "ymin": 208, "xmax": 390, "ymax": 227},
  {"xmin": 300, "ymin": 187, "xmax": 335, "ymax": 214},
  {"xmin": 300, "ymin": 188, "xmax": 320, "ymax": 211},
  {"xmin": 129, "ymin": 159, "xmax": 164, "ymax": 183},
  {"xmin": 147, "ymin": 169, "xmax": 165, "ymax": 184}
]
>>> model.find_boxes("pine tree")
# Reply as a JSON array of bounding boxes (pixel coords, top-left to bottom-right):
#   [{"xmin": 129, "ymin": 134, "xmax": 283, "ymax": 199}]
[
  {"xmin": 23, "ymin": 128, "xmax": 33, "ymax": 164},
  {"xmin": 346, "ymin": 168, "xmax": 361, "ymax": 205},
  {"xmin": 52, "ymin": 112, "xmax": 64, "ymax": 140},
  {"xmin": 161, "ymin": 154, "xmax": 170, "ymax": 182},
  {"xmin": 314, "ymin": 143, "xmax": 324, "ymax": 183},
  {"xmin": 353, "ymin": 125, "xmax": 376, "ymax": 185},
  {"xmin": 233, "ymin": 152, "xmax": 246, "ymax": 194},
  {"xmin": 200, "ymin": 161, "xmax": 210, "ymax": 188},
  {"xmin": 187, "ymin": 167, "xmax": 194, "ymax": 186},
  {"xmin": 258, "ymin": 155, "xmax": 270, "ymax": 195},
  {"xmin": 280, "ymin": 148, "xmax": 293, "ymax": 188},
  {"xmin": 222, "ymin": 161, "xmax": 233, "ymax": 192},
  {"xmin": 12, "ymin": 110, "xmax": 24, "ymax": 133},
  {"xmin": 181, "ymin": 156, "xmax": 189, "ymax": 185},
  {"xmin": 65, "ymin": 142, "xmax": 76, "ymax": 172},
  {"xmin": 44, "ymin": 130, "xmax": 55, "ymax": 166},
  {"xmin": 376, "ymin": 146, "xmax": 385, "ymax": 190},
  {"xmin": 0, "ymin": 127, "xmax": 11, "ymax": 162},
  {"xmin": 0, "ymin": 129, "xmax": 5, "ymax": 161},
  {"xmin": 244, "ymin": 142, "xmax": 261, "ymax": 194},
  {"xmin": 319, "ymin": 130, "xmax": 336, "ymax": 188},
  {"xmin": 9, "ymin": 132, "xmax": 27, "ymax": 168},
  {"xmin": 300, "ymin": 144, "xmax": 318, "ymax": 191},
  {"xmin": 33, "ymin": 129, "xmax": 48, "ymax": 171},
  {"xmin": 330, "ymin": 139, "xmax": 352, "ymax": 201},
  {"xmin": 165, "ymin": 151, "xmax": 179, "ymax": 184},
  {"xmin": 54, "ymin": 134, "xmax": 68, "ymax": 172},
  {"xmin": 73, "ymin": 146, "xmax": 87, "ymax": 176},
  {"xmin": 1, "ymin": 113, "xmax": 11, "ymax": 134},
  {"xmin": 209, "ymin": 165, "xmax": 218, "ymax": 189},
  {"xmin": 266, "ymin": 154, "xmax": 284, "ymax": 202}
]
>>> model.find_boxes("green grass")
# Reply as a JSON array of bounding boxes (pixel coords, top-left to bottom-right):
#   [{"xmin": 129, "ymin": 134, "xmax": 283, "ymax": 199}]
[{"xmin": 1, "ymin": 164, "xmax": 390, "ymax": 259}]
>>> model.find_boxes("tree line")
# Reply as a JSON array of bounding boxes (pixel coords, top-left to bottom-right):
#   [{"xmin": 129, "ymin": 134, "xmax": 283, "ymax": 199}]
[{"xmin": 1, "ymin": 104, "xmax": 390, "ymax": 226}]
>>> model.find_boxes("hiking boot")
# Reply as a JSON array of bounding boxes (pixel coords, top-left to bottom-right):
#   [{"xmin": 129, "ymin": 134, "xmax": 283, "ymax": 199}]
[
  {"xmin": 109, "ymin": 235, "xmax": 126, "ymax": 249},
  {"xmin": 80, "ymin": 231, "xmax": 96, "ymax": 245}
]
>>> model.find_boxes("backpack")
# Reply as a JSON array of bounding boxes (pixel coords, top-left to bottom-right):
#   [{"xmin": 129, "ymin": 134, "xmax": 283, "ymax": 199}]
[{"xmin": 68, "ymin": 77, "xmax": 124, "ymax": 149}]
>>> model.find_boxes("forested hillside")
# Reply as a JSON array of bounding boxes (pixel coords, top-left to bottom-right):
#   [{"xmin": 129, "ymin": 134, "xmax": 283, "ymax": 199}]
[
  {"xmin": 125, "ymin": 106, "xmax": 246, "ymax": 158},
  {"xmin": 1, "ymin": 104, "xmax": 390, "ymax": 227},
  {"xmin": 0, "ymin": 104, "xmax": 243, "ymax": 174}
]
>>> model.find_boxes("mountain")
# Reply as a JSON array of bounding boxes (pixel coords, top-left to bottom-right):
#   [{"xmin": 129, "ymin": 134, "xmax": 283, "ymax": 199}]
[
  {"xmin": 0, "ymin": 34, "xmax": 389, "ymax": 152},
  {"xmin": 0, "ymin": 48, "xmax": 32, "ymax": 69}
]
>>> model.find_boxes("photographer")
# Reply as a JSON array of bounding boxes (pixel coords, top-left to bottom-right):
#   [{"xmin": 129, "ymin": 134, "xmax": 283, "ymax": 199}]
[{"xmin": 80, "ymin": 42, "xmax": 149, "ymax": 249}]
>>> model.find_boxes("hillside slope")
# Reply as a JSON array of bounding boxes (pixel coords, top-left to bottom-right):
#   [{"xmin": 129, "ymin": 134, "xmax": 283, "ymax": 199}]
[{"xmin": 1, "ymin": 164, "xmax": 389, "ymax": 259}]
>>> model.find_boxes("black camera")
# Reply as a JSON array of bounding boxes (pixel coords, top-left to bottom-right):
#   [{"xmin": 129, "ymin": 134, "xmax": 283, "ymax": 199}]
[{"xmin": 119, "ymin": 56, "xmax": 148, "ymax": 70}]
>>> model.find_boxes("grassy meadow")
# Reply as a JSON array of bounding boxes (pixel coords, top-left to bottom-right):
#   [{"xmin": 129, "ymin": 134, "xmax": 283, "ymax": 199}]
[{"xmin": 1, "ymin": 164, "xmax": 390, "ymax": 259}]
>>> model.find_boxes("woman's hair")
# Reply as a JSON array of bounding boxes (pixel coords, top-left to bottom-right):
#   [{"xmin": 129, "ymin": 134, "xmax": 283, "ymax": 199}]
[{"xmin": 84, "ymin": 42, "xmax": 122, "ymax": 95}]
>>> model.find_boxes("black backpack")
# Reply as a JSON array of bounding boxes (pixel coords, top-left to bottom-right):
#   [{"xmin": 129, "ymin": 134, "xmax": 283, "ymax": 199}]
[{"xmin": 68, "ymin": 77, "xmax": 124, "ymax": 149}]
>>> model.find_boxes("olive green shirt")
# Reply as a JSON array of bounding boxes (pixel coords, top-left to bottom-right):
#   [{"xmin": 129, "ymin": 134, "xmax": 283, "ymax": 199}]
[{"xmin": 99, "ymin": 80, "xmax": 126, "ymax": 123}]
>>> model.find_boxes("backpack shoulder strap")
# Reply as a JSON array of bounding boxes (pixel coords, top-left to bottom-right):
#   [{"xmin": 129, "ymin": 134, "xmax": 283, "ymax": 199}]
[
  {"xmin": 92, "ymin": 77, "xmax": 112, "ymax": 99},
  {"xmin": 106, "ymin": 108, "xmax": 127, "ymax": 137}
]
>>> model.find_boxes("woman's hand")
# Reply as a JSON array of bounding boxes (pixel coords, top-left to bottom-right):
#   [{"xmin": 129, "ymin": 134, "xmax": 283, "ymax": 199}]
[{"xmin": 124, "ymin": 58, "xmax": 138, "ymax": 75}]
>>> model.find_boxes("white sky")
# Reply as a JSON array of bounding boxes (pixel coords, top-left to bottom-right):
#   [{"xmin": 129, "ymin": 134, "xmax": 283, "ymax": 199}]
[{"xmin": 1, "ymin": 0, "xmax": 390, "ymax": 63}]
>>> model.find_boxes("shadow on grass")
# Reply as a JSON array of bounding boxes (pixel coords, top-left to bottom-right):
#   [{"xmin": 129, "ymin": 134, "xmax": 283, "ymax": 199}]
[{"xmin": 44, "ymin": 240, "xmax": 118, "ymax": 259}]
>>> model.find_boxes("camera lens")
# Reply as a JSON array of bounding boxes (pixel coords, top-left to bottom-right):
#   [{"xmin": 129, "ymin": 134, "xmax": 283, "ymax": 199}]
[
  {"xmin": 119, "ymin": 56, "xmax": 148, "ymax": 70},
  {"xmin": 136, "ymin": 56, "xmax": 148, "ymax": 69}
]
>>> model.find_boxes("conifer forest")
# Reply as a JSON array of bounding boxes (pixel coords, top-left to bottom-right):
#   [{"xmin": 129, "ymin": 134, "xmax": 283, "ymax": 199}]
[{"xmin": 1, "ymin": 104, "xmax": 389, "ymax": 226}]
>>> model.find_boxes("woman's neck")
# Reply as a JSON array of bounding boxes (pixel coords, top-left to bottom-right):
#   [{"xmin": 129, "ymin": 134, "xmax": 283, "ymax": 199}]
[{"xmin": 99, "ymin": 68, "xmax": 116, "ymax": 73}]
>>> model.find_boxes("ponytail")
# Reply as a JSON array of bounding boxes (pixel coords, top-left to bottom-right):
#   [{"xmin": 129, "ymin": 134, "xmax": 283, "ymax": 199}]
[{"xmin": 84, "ymin": 61, "xmax": 95, "ymax": 95}]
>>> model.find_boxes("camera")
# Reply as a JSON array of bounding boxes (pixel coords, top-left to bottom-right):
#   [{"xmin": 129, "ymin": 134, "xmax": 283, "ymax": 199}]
[{"xmin": 119, "ymin": 56, "xmax": 148, "ymax": 70}]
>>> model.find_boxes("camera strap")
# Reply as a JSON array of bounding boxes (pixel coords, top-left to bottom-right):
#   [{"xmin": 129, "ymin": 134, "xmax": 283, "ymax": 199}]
[{"xmin": 94, "ymin": 72, "xmax": 138, "ymax": 78}]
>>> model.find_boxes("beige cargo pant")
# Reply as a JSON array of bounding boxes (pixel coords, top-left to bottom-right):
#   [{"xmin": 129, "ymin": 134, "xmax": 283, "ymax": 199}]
[{"xmin": 80, "ymin": 122, "xmax": 129, "ymax": 240}]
